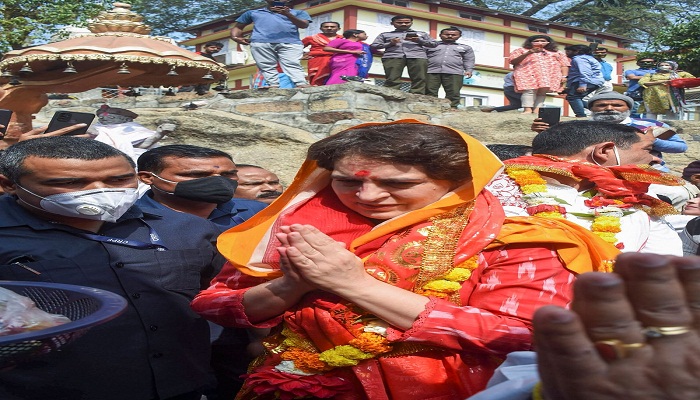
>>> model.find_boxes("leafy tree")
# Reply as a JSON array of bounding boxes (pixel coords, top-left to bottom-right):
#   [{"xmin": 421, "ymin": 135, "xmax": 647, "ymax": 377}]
[
  {"xmin": 455, "ymin": 0, "xmax": 699, "ymax": 49},
  {"xmin": 647, "ymin": 16, "xmax": 700, "ymax": 75},
  {"xmin": 0, "ymin": 0, "xmax": 107, "ymax": 53},
  {"xmin": 128, "ymin": 0, "xmax": 265, "ymax": 37}
]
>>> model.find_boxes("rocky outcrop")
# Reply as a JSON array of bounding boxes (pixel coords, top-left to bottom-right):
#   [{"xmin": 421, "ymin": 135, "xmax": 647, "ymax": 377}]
[{"xmin": 37, "ymin": 83, "xmax": 700, "ymax": 184}]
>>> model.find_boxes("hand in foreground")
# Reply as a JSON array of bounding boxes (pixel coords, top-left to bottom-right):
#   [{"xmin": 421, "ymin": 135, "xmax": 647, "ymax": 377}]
[
  {"xmin": 276, "ymin": 224, "xmax": 368, "ymax": 293},
  {"xmin": 530, "ymin": 118, "xmax": 550, "ymax": 133},
  {"xmin": 534, "ymin": 253, "xmax": 700, "ymax": 400}
]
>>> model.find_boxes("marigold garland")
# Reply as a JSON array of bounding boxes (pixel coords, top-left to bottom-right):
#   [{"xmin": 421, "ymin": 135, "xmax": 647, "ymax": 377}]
[
  {"xmin": 349, "ymin": 332, "xmax": 393, "ymax": 354},
  {"xmin": 444, "ymin": 267, "xmax": 473, "ymax": 281},
  {"xmin": 276, "ymin": 330, "xmax": 393, "ymax": 374},
  {"xmin": 417, "ymin": 254, "xmax": 479, "ymax": 297},
  {"xmin": 280, "ymin": 348, "xmax": 330, "ymax": 373},
  {"xmin": 505, "ymin": 168, "xmax": 548, "ymax": 194},
  {"xmin": 591, "ymin": 216, "xmax": 622, "ymax": 233},
  {"xmin": 423, "ymin": 280, "xmax": 462, "ymax": 292},
  {"xmin": 318, "ymin": 345, "xmax": 374, "ymax": 367},
  {"xmin": 507, "ymin": 167, "xmax": 626, "ymax": 248}
]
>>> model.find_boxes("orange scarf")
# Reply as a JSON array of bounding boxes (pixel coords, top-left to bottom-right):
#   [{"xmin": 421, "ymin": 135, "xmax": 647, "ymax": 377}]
[{"xmin": 217, "ymin": 120, "xmax": 618, "ymax": 280}]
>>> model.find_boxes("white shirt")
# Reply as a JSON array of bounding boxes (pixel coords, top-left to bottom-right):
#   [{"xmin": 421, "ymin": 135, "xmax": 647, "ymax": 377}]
[
  {"xmin": 487, "ymin": 175, "xmax": 683, "ymax": 256},
  {"xmin": 92, "ymin": 122, "xmax": 159, "ymax": 163}
]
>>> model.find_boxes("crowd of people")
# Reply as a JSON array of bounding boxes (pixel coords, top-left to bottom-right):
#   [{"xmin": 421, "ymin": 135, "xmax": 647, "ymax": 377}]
[
  {"xmin": 1, "ymin": 102, "xmax": 699, "ymax": 399},
  {"xmin": 228, "ymin": 1, "xmax": 474, "ymax": 108},
  {"xmin": 1, "ymin": 3, "xmax": 699, "ymax": 398},
  {"xmin": 225, "ymin": 3, "xmax": 695, "ymax": 119},
  {"xmin": 169, "ymin": 0, "xmax": 696, "ymax": 119}
]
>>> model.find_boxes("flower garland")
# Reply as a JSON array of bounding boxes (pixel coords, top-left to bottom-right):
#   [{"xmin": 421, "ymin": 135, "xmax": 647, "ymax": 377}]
[
  {"xmin": 271, "ymin": 322, "xmax": 394, "ymax": 377},
  {"xmin": 264, "ymin": 256, "xmax": 481, "ymax": 379},
  {"xmin": 506, "ymin": 169, "xmax": 547, "ymax": 194},
  {"xmin": 416, "ymin": 255, "xmax": 479, "ymax": 298},
  {"xmin": 506, "ymin": 167, "xmax": 630, "ymax": 249},
  {"xmin": 246, "ymin": 206, "xmax": 482, "ymax": 398}
]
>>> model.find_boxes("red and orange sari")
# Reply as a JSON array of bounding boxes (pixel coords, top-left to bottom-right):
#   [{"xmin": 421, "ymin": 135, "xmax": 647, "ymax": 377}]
[
  {"xmin": 192, "ymin": 120, "xmax": 619, "ymax": 399},
  {"xmin": 302, "ymin": 33, "xmax": 342, "ymax": 86}
]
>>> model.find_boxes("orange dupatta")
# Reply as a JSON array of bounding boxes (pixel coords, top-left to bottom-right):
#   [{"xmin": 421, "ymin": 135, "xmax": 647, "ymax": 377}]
[{"xmin": 217, "ymin": 120, "xmax": 618, "ymax": 281}]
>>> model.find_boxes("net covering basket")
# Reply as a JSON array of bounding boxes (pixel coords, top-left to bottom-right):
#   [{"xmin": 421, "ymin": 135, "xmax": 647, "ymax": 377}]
[{"xmin": 0, "ymin": 281, "xmax": 127, "ymax": 368}]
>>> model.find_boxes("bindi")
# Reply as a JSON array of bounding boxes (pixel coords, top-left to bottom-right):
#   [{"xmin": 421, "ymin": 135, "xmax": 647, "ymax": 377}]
[{"xmin": 354, "ymin": 170, "xmax": 370, "ymax": 177}]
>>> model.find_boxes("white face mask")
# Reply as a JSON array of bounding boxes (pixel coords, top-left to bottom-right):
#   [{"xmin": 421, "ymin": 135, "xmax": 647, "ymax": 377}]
[
  {"xmin": 590, "ymin": 146, "xmax": 621, "ymax": 166},
  {"xmin": 17, "ymin": 186, "xmax": 139, "ymax": 223}
]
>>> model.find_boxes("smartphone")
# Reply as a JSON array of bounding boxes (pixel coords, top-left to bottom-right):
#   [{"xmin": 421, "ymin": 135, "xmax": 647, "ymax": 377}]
[
  {"xmin": 538, "ymin": 107, "xmax": 561, "ymax": 126},
  {"xmin": 271, "ymin": 1, "xmax": 286, "ymax": 6},
  {"xmin": 45, "ymin": 111, "xmax": 95, "ymax": 136},
  {"xmin": 0, "ymin": 109, "xmax": 12, "ymax": 136},
  {"xmin": 405, "ymin": 32, "xmax": 419, "ymax": 38}
]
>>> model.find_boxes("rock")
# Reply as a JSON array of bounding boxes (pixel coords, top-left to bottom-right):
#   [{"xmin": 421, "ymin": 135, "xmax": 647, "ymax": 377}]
[{"xmin": 37, "ymin": 83, "xmax": 699, "ymax": 184}]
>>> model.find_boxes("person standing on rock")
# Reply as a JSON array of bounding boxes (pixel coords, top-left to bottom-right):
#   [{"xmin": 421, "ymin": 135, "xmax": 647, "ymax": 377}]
[
  {"xmin": 195, "ymin": 41, "xmax": 224, "ymax": 95},
  {"xmin": 370, "ymin": 15, "xmax": 436, "ymax": 94},
  {"xmin": 231, "ymin": 0, "xmax": 312, "ymax": 88},
  {"xmin": 425, "ymin": 27, "xmax": 474, "ymax": 109},
  {"xmin": 302, "ymin": 21, "xmax": 343, "ymax": 86}
]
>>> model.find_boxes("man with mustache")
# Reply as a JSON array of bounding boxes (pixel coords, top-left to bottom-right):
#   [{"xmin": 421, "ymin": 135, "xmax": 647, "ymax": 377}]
[
  {"xmin": 136, "ymin": 145, "xmax": 266, "ymax": 231},
  {"xmin": 0, "ymin": 138, "xmax": 223, "ymax": 400},
  {"xmin": 234, "ymin": 164, "xmax": 284, "ymax": 204},
  {"xmin": 531, "ymin": 92, "xmax": 687, "ymax": 172},
  {"xmin": 488, "ymin": 120, "xmax": 683, "ymax": 256},
  {"xmin": 136, "ymin": 145, "xmax": 268, "ymax": 398}
]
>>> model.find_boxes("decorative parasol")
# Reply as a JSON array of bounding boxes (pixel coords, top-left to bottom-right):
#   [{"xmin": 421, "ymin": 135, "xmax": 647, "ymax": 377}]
[{"xmin": 0, "ymin": 2, "xmax": 227, "ymax": 136}]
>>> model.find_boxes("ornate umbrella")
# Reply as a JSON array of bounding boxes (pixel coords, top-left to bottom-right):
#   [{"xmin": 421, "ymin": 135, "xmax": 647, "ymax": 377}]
[{"xmin": 0, "ymin": 2, "xmax": 227, "ymax": 136}]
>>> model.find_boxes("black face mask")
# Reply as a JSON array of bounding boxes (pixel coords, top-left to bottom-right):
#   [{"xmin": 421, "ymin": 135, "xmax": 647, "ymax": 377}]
[{"xmin": 153, "ymin": 175, "xmax": 237, "ymax": 204}]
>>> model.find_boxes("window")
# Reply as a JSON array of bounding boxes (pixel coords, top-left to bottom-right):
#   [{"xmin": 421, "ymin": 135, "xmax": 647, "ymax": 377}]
[
  {"xmin": 585, "ymin": 36, "xmax": 605, "ymax": 44},
  {"xmin": 308, "ymin": 0, "xmax": 330, "ymax": 6},
  {"xmin": 381, "ymin": 0, "xmax": 409, "ymax": 7},
  {"xmin": 459, "ymin": 12, "xmax": 484, "ymax": 21},
  {"xmin": 527, "ymin": 25, "xmax": 549, "ymax": 33},
  {"xmin": 460, "ymin": 95, "xmax": 489, "ymax": 107}
]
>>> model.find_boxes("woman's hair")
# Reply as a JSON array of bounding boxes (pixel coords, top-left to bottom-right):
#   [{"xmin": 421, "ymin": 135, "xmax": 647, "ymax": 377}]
[
  {"xmin": 308, "ymin": 123, "xmax": 471, "ymax": 183},
  {"xmin": 522, "ymin": 35, "xmax": 558, "ymax": 51},
  {"xmin": 343, "ymin": 29, "xmax": 365, "ymax": 39}
]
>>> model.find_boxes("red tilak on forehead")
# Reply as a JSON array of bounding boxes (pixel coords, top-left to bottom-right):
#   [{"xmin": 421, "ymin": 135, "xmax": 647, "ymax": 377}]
[{"xmin": 354, "ymin": 170, "xmax": 370, "ymax": 177}]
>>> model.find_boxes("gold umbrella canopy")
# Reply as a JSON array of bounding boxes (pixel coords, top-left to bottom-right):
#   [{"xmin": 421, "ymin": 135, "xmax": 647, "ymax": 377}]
[{"xmin": 0, "ymin": 3, "xmax": 227, "ymax": 92}]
